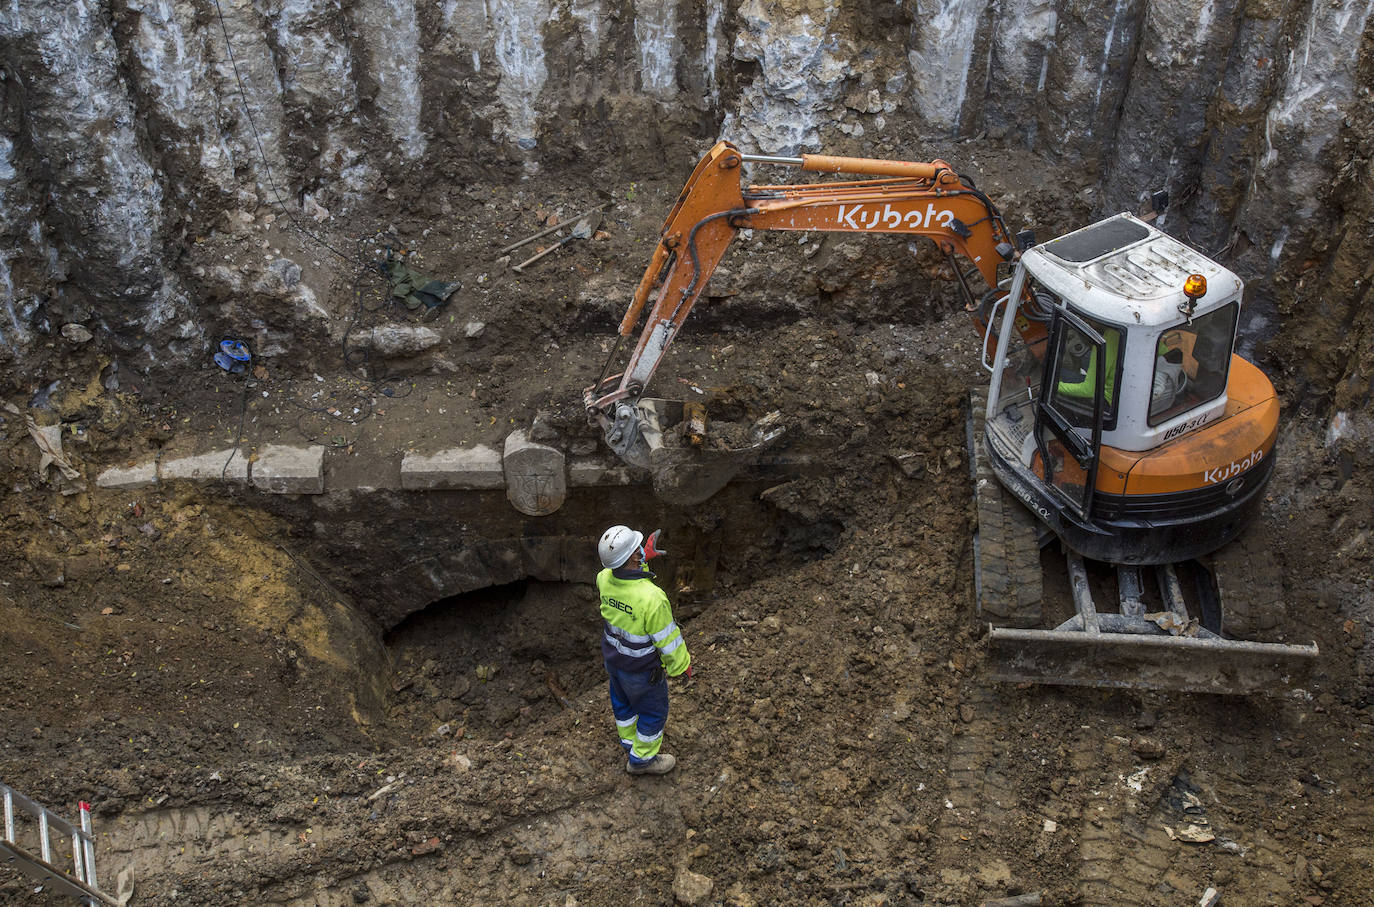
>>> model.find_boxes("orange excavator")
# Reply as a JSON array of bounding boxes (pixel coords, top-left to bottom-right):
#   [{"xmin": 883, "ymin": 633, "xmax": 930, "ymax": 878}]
[{"xmin": 584, "ymin": 140, "xmax": 1317, "ymax": 693}]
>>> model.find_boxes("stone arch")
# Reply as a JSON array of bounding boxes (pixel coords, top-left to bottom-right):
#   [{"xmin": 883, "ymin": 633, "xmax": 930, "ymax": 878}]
[{"xmin": 374, "ymin": 535, "xmax": 599, "ymax": 629}]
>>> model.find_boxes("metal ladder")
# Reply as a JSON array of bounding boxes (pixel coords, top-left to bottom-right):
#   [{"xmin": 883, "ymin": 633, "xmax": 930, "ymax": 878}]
[{"xmin": 1, "ymin": 782, "xmax": 118, "ymax": 905}]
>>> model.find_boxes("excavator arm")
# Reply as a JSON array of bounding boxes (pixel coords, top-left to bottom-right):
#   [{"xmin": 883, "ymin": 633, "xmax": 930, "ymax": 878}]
[{"xmin": 585, "ymin": 140, "xmax": 1019, "ymax": 425}]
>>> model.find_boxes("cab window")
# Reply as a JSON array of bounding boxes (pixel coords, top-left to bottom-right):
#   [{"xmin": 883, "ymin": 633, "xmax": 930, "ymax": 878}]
[
  {"xmin": 1049, "ymin": 312, "xmax": 1123, "ymax": 431},
  {"xmin": 1148, "ymin": 303, "xmax": 1237, "ymax": 426}
]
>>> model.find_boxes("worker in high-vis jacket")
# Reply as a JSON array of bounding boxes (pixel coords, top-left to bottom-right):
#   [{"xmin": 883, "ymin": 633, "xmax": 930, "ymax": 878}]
[{"xmin": 596, "ymin": 524, "xmax": 691, "ymax": 775}]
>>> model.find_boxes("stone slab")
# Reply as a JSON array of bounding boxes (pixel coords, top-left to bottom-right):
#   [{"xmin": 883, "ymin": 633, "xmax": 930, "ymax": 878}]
[
  {"xmin": 160, "ymin": 448, "xmax": 249, "ymax": 482},
  {"xmin": 569, "ymin": 458, "xmax": 643, "ymax": 486},
  {"xmin": 503, "ymin": 429, "xmax": 566, "ymax": 516},
  {"xmin": 252, "ymin": 444, "xmax": 325, "ymax": 494},
  {"xmin": 401, "ymin": 446, "xmax": 504, "ymax": 490},
  {"xmin": 95, "ymin": 461, "xmax": 157, "ymax": 489}
]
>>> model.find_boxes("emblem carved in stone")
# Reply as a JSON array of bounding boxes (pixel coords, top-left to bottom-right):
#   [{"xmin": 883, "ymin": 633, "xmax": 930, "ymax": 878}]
[{"xmin": 503, "ymin": 429, "xmax": 567, "ymax": 516}]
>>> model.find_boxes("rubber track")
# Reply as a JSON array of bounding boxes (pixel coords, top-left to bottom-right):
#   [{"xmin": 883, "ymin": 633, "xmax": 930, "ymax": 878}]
[{"xmin": 969, "ymin": 391, "xmax": 1043, "ymax": 628}]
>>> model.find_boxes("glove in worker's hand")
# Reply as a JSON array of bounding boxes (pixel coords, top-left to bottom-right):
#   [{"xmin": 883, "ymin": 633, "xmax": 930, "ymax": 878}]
[
  {"xmin": 685, "ymin": 664, "xmax": 694, "ymax": 680},
  {"xmin": 644, "ymin": 529, "xmax": 667, "ymax": 560}
]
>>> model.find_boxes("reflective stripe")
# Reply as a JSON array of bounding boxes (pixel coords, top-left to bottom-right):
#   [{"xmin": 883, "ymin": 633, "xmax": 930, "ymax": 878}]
[
  {"xmin": 658, "ymin": 636, "xmax": 684, "ymax": 655},
  {"xmin": 650, "ymin": 622, "xmax": 679, "ymax": 643},
  {"xmin": 616, "ymin": 716, "xmax": 638, "ymax": 728},
  {"xmin": 635, "ymin": 728, "xmax": 663, "ymax": 743},
  {"xmin": 604, "ymin": 632, "xmax": 655, "ymax": 658},
  {"xmin": 608, "ymin": 626, "xmax": 653, "ymax": 645}
]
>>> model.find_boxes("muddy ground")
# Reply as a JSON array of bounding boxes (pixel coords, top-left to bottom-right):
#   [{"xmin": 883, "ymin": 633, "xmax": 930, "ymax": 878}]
[{"xmin": 2, "ymin": 154, "xmax": 1373, "ymax": 906}]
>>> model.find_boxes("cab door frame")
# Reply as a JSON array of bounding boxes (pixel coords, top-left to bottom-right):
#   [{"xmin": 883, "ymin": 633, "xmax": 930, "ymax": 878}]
[{"xmin": 1035, "ymin": 306, "xmax": 1106, "ymax": 522}]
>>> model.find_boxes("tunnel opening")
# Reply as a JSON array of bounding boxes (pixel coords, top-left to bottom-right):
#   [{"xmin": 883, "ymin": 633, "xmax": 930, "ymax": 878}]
[{"xmin": 383, "ymin": 579, "xmax": 607, "ymax": 741}]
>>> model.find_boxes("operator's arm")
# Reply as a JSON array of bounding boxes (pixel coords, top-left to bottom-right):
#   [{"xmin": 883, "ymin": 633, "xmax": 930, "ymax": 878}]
[{"xmin": 646, "ymin": 588, "xmax": 691, "ymax": 676}]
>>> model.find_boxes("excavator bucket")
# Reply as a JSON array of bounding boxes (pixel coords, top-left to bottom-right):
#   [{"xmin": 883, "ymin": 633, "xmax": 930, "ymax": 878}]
[
  {"xmin": 602, "ymin": 398, "xmax": 785, "ymax": 505},
  {"xmin": 985, "ymin": 626, "xmax": 1319, "ymax": 694}
]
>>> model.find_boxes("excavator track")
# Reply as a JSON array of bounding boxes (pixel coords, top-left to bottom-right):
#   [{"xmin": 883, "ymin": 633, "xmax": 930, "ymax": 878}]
[
  {"xmin": 968, "ymin": 390, "xmax": 1043, "ymax": 629},
  {"xmin": 969, "ymin": 391, "xmax": 1316, "ymax": 693}
]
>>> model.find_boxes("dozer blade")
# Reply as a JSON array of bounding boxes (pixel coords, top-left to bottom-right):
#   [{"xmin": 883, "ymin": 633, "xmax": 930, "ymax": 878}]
[
  {"xmin": 601, "ymin": 398, "xmax": 785, "ymax": 505},
  {"xmin": 986, "ymin": 627, "xmax": 1318, "ymax": 695}
]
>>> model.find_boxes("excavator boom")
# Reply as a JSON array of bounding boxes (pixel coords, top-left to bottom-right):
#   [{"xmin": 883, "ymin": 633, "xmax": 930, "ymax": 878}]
[{"xmin": 587, "ymin": 141, "xmax": 1016, "ymax": 419}]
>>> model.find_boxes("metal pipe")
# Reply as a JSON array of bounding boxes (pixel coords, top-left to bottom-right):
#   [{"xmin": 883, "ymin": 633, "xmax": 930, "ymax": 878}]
[
  {"xmin": 739, "ymin": 153, "xmax": 804, "ymax": 166},
  {"xmin": 72, "ymin": 830, "xmax": 84, "ymax": 888},
  {"xmin": 802, "ymin": 153, "xmax": 944, "ymax": 179},
  {"xmin": 80, "ymin": 802, "xmax": 98, "ymax": 893}
]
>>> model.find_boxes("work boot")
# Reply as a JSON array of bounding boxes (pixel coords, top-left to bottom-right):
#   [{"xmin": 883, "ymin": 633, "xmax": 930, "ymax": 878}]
[{"xmin": 626, "ymin": 753, "xmax": 677, "ymax": 775}]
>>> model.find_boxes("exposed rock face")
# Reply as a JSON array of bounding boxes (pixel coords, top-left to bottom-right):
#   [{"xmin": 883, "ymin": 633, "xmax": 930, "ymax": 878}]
[
  {"xmin": 0, "ymin": 0, "xmax": 1369, "ymax": 399},
  {"xmin": 0, "ymin": 0, "xmax": 200, "ymax": 357}
]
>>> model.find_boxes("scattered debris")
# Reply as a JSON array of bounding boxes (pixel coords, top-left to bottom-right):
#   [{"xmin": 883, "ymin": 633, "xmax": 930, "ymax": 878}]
[
  {"xmin": 1166, "ymin": 823, "xmax": 1216, "ymax": 843},
  {"xmin": 1325, "ymin": 411, "xmax": 1350, "ymax": 446},
  {"xmin": 60, "ymin": 323, "xmax": 93, "ymax": 343},
  {"xmin": 1147, "ymin": 610, "xmax": 1201, "ymax": 637},
  {"xmin": 26, "ymin": 415, "xmax": 82, "ymax": 490},
  {"xmin": 367, "ymin": 780, "xmax": 400, "ymax": 802},
  {"xmin": 673, "ymin": 867, "xmax": 715, "ymax": 906}
]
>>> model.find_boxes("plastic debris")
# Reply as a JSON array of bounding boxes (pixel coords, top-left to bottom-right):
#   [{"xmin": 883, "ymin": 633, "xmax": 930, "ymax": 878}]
[
  {"xmin": 26, "ymin": 415, "xmax": 82, "ymax": 490},
  {"xmin": 214, "ymin": 338, "xmax": 252, "ymax": 374}
]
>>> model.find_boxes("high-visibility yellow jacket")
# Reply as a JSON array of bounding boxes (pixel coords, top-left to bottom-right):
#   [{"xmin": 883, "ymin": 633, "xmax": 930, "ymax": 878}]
[{"xmin": 597, "ymin": 567, "xmax": 691, "ymax": 677}]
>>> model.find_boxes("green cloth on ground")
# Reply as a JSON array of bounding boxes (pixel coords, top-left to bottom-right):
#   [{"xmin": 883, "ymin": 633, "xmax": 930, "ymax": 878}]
[{"xmin": 382, "ymin": 258, "xmax": 461, "ymax": 311}]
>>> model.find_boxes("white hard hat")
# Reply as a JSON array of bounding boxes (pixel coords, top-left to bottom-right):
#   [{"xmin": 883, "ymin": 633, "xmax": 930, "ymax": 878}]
[{"xmin": 598, "ymin": 525, "xmax": 643, "ymax": 569}]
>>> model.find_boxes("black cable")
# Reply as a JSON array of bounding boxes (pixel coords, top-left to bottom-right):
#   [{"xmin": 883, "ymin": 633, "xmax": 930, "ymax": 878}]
[
  {"xmin": 280, "ymin": 235, "xmax": 429, "ymax": 448},
  {"xmin": 208, "ymin": 0, "xmax": 359, "ymax": 267},
  {"xmin": 206, "ymin": 8, "xmax": 463, "ymax": 450},
  {"xmin": 222, "ymin": 377, "xmax": 251, "ymax": 479}
]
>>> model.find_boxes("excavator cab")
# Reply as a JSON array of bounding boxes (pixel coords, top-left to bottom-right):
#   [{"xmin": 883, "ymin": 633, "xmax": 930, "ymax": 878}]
[
  {"xmin": 982, "ymin": 213, "xmax": 1264, "ymax": 563},
  {"xmin": 975, "ymin": 214, "xmax": 1316, "ymax": 692}
]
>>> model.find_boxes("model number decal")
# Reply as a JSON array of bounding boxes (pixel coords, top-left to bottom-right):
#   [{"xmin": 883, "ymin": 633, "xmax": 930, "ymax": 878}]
[
  {"xmin": 1163, "ymin": 412, "xmax": 1212, "ymax": 441},
  {"xmin": 1003, "ymin": 475, "xmax": 1054, "ymax": 522},
  {"xmin": 837, "ymin": 202, "xmax": 955, "ymax": 231},
  {"xmin": 1202, "ymin": 449, "xmax": 1264, "ymax": 485}
]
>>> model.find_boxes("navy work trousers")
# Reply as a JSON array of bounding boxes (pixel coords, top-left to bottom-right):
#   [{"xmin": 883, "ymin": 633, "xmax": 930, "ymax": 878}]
[{"xmin": 606, "ymin": 663, "xmax": 669, "ymax": 764}]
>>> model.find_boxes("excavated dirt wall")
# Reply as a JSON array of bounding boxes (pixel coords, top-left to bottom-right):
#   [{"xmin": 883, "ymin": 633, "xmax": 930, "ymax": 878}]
[{"xmin": 1, "ymin": 0, "xmax": 1372, "ymax": 402}]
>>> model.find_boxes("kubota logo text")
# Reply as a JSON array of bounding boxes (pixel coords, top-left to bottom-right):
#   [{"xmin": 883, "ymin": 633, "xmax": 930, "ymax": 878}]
[
  {"xmin": 1202, "ymin": 449, "xmax": 1263, "ymax": 485},
  {"xmin": 838, "ymin": 202, "xmax": 955, "ymax": 231}
]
